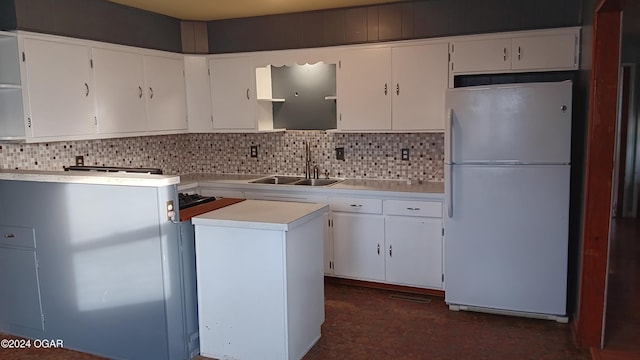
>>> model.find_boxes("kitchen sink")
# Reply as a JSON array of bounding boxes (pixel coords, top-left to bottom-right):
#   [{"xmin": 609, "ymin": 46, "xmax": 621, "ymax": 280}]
[
  {"xmin": 292, "ymin": 179, "xmax": 341, "ymax": 186},
  {"xmin": 249, "ymin": 176, "xmax": 342, "ymax": 187},
  {"xmin": 250, "ymin": 176, "xmax": 303, "ymax": 185}
]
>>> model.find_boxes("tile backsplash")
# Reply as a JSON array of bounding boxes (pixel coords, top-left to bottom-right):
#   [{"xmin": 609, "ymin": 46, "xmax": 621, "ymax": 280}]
[{"xmin": 0, "ymin": 131, "xmax": 444, "ymax": 182}]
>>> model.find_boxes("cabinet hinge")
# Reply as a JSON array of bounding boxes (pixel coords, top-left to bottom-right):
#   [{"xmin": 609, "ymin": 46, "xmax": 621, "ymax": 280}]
[
  {"xmin": 448, "ymin": 52, "xmax": 451, "ymax": 62},
  {"xmin": 90, "ymin": 59, "xmax": 93, "ymax": 68},
  {"xmin": 22, "ymin": 51, "xmax": 26, "ymax": 62},
  {"xmin": 338, "ymin": 60, "xmax": 341, "ymax": 69},
  {"xmin": 94, "ymin": 116, "xmax": 98, "ymax": 126},
  {"xmin": 208, "ymin": 68, "xmax": 211, "ymax": 76},
  {"xmin": 330, "ymin": 261, "xmax": 333, "ymax": 269},
  {"xmin": 442, "ymin": 273, "xmax": 444, "ymax": 282},
  {"xmin": 442, "ymin": 227, "xmax": 444, "ymax": 236},
  {"xmin": 27, "ymin": 117, "xmax": 32, "ymax": 128}
]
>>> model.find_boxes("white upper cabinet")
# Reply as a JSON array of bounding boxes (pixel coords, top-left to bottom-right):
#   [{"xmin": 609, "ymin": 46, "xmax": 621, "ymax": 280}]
[
  {"xmin": 93, "ymin": 48, "xmax": 147, "ymax": 135},
  {"xmin": 209, "ymin": 56, "xmax": 257, "ymax": 131},
  {"xmin": 511, "ymin": 33, "xmax": 578, "ymax": 71},
  {"xmin": 143, "ymin": 55, "xmax": 187, "ymax": 132},
  {"xmin": 391, "ymin": 43, "xmax": 449, "ymax": 131},
  {"xmin": 449, "ymin": 38, "xmax": 512, "ymax": 74},
  {"xmin": 337, "ymin": 43, "xmax": 448, "ymax": 131},
  {"xmin": 184, "ymin": 56, "xmax": 213, "ymax": 132},
  {"xmin": 449, "ymin": 28, "xmax": 580, "ymax": 83},
  {"xmin": 93, "ymin": 48, "xmax": 187, "ymax": 135},
  {"xmin": 337, "ymin": 47, "xmax": 392, "ymax": 131},
  {"xmin": 21, "ymin": 38, "xmax": 96, "ymax": 140}
]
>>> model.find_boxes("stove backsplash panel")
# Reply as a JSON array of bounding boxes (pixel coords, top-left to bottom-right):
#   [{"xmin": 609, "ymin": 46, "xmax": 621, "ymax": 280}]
[{"xmin": 0, "ymin": 131, "xmax": 444, "ymax": 182}]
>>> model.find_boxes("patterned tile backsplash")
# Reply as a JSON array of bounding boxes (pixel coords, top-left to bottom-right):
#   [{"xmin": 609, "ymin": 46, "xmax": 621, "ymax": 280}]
[{"xmin": 0, "ymin": 131, "xmax": 444, "ymax": 182}]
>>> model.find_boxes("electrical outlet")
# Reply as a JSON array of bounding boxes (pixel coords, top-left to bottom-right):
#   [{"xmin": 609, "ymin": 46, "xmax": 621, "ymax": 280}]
[
  {"xmin": 75, "ymin": 155, "xmax": 84, "ymax": 166},
  {"xmin": 250, "ymin": 145, "xmax": 258, "ymax": 158},
  {"xmin": 401, "ymin": 148, "xmax": 410, "ymax": 161},
  {"xmin": 335, "ymin": 147, "xmax": 345, "ymax": 161}
]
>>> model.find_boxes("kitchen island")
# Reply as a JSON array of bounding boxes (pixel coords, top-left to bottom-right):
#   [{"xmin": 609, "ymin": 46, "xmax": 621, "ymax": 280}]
[
  {"xmin": 192, "ymin": 200, "xmax": 329, "ymax": 360},
  {"xmin": 0, "ymin": 169, "xmax": 198, "ymax": 360}
]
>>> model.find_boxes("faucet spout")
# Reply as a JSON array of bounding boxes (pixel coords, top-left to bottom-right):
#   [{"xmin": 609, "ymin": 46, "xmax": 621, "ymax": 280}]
[{"xmin": 305, "ymin": 143, "xmax": 311, "ymax": 179}]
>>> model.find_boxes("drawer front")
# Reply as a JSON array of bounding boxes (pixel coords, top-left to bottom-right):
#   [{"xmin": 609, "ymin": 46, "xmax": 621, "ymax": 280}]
[
  {"xmin": 330, "ymin": 197, "xmax": 382, "ymax": 214},
  {"xmin": 245, "ymin": 192, "xmax": 328, "ymax": 204},
  {"xmin": 0, "ymin": 225, "xmax": 36, "ymax": 249},
  {"xmin": 384, "ymin": 200, "xmax": 442, "ymax": 218}
]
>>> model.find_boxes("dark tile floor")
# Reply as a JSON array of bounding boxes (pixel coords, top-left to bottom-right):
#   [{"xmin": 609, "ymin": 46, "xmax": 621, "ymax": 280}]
[
  {"xmin": 1, "ymin": 282, "xmax": 591, "ymax": 360},
  {"xmin": 593, "ymin": 217, "xmax": 640, "ymax": 359},
  {"xmin": 303, "ymin": 283, "xmax": 589, "ymax": 360}
]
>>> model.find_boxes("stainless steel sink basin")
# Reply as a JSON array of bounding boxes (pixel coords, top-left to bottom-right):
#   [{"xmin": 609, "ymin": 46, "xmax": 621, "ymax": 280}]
[
  {"xmin": 250, "ymin": 176, "xmax": 303, "ymax": 185},
  {"xmin": 293, "ymin": 178, "xmax": 341, "ymax": 186}
]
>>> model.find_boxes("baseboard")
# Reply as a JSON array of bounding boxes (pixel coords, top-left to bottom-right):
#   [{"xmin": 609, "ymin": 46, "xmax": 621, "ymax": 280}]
[{"xmin": 324, "ymin": 276, "xmax": 445, "ymax": 298}]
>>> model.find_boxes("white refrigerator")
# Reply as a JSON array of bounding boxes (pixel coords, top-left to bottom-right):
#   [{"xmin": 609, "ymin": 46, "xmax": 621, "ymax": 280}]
[{"xmin": 444, "ymin": 81, "xmax": 572, "ymax": 322}]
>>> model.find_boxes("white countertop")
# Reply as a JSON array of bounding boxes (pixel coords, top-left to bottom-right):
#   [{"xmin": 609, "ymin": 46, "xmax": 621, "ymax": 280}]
[
  {"xmin": 0, "ymin": 169, "xmax": 180, "ymax": 187},
  {"xmin": 192, "ymin": 200, "xmax": 329, "ymax": 231},
  {"xmin": 177, "ymin": 173, "xmax": 444, "ymax": 196}
]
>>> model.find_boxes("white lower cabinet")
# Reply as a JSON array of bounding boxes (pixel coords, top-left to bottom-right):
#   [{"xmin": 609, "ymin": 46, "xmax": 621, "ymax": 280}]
[
  {"xmin": 330, "ymin": 196, "xmax": 444, "ymax": 290},
  {"xmin": 332, "ymin": 212, "xmax": 385, "ymax": 281},
  {"xmin": 384, "ymin": 216, "xmax": 443, "ymax": 289}
]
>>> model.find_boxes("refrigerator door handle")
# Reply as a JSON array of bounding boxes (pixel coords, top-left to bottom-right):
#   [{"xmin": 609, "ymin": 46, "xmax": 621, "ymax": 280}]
[
  {"xmin": 446, "ymin": 108, "xmax": 453, "ymax": 164},
  {"xmin": 446, "ymin": 108, "xmax": 454, "ymax": 218},
  {"xmin": 447, "ymin": 165, "xmax": 453, "ymax": 218}
]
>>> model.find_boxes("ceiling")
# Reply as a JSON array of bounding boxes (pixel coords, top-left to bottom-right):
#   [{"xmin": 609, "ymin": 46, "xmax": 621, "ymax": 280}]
[{"xmin": 106, "ymin": 0, "xmax": 404, "ymax": 21}]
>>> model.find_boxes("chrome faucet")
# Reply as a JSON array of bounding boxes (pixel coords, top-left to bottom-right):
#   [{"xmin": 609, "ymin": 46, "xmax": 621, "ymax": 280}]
[{"xmin": 305, "ymin": 142, "xmax": 311, "ymax": 179}]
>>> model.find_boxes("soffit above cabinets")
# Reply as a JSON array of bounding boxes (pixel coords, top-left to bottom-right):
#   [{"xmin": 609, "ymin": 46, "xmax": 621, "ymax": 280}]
[{"xmin": 106, "ymin": 0, "xmax": 405, "ymax": 21}]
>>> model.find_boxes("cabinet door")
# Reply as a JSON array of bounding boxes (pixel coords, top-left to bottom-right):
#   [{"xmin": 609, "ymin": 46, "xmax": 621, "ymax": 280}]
[
  {"xmin": 93, "ymin": 48, "xmax": 147, "ymax": 134},
  {"xmin": 332, "ymin": 212, "xmax": 385, "ymax": 281},
  {"xmin": 0, "ymin": 248, "xmax": 44, "ymax": 331},
  {"xmin": 209, "ymin": 57, "xmax": 256, "ymax": 130},
  {"xmin": 22, "ymin": 38, "xmax": 96, "ymax": 138},
  {"xmin": 323, "ymin": 212, "xmax": 334, "ymax": 275},
  {"xmin": 385, "ymin": 216, "xmax": 442, "ymax": 289},
  {"xmin": 391, "ymin": 43, "xmax": 449, "ymax": 131},
  {"xmin": 144, "ymin": 55, "xmax": 187, "ymax": 131},
  {"xmin": 450, "ymin": 38, "xmax": 511, "ymax": 74},
  {"xmin": 337, "ymin": 48, "xmax": 392, "ymax": 130},
  {"xmin": 511, "ymin": 34, "xmax": 577, "ymax": 71},
  {"xmin": 185, "ymin": 56, "xmax": 213, "ymax": 132}
]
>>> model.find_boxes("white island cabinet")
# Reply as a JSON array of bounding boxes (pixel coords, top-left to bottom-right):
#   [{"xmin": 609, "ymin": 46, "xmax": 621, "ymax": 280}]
[{"xmin": 192, "ymin": 200, "xmax": 329, "ymax": 360}]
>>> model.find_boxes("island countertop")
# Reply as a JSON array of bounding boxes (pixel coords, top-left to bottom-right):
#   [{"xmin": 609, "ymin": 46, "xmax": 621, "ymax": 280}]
[
  {"xmin": 0, "ymin": 169, "xmax": 180, "ymax": 187},
  {"xmin": 192, "ymin": 199, "xmax": 329, "ymax": 231}
]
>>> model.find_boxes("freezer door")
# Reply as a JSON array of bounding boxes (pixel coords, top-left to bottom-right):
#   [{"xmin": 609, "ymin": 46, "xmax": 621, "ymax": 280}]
[
  {"xmin": 444, "ymin": 164, "xmax": 570, "ymax": 316},
  {"xmin": 445, "ymin": 81, "xmax": 572, "ymax": 164}
]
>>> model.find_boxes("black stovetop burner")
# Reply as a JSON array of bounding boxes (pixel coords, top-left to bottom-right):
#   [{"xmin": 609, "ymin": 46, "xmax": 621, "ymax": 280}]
[{"xmin": 178, "ymin": 193, "xmax": 216, "ymax": 209}]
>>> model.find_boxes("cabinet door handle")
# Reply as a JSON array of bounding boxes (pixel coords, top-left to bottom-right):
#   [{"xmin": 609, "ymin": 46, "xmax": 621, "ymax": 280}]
[
  {"xmin": 517, "ymin": 46, "xmax": 521, "ymax": 60},
  {"xmin": 377, "ymin": 244, "xmax": 380, "ymax": 255},
  {"xmin": 84, "ymin": 83, "xmax": 89, "ymax": 97},
  {"xmin": 384, "ymin": 83, "xmax": 388, "ymax": 95},
  {"xmin": 396, "ymin": 83, "xmax": 400, "ymax": 96},
  {"xmin": 349, "ymin": 204, "xmax": 363, "ymax": 208},
  {"xmin": 4, "ymin": 233, "xmax": 15, "ymax": 238},
  {"xmin": 138, "ymin": 86, "xmax": 143, "ymax": 99},
  {"xmin": 503, "ymin": 47, "xmax": 507, "ymax": 61},
  {"xmin": 246, "ymin": 88, "xmax": 250, "ymax": 100},
  {"xmin": 406, "ymin": 207, "xmax": 421, "ymax": 211},
  {"xmin": 389, "ymin": 245, "xmax": 392, "ymax": 257},
  {"xmin": 149, "ymin": 87, "xmax": 154, "ymax": 99}
]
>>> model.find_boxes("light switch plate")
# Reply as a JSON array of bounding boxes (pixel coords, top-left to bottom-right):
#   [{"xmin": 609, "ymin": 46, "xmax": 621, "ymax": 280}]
[
  {"xmin": 335, "ymin": 147, "xmax": 345, "ymax": 161},
  {"xmin": 250, "ymin": 145, "xmax": 258, "ymax": 158}
]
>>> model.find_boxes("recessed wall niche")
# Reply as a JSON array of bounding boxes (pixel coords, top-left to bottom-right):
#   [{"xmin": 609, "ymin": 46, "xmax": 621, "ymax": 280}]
[{"xmin": 269, "ymin": 63, "xmax": 337, "ymax": 130}]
